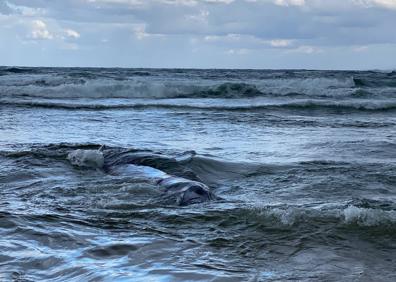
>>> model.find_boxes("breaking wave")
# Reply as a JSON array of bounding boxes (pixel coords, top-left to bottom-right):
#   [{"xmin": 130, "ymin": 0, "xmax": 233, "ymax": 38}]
[
  {"xmin": 0, "ymin": 75, "xmax": 361, "ymax": 99},
  {"xmin": 2, "ymin": 98, "xmax": 395, "ymax": 112},
  {"xmin": 242, "ymin": 204, "xmax": 396, "ymax": 229},
  {"xmin": 343, "ymin": 205, "xmax": 396, "ymax": 227},
  {"xmin": 353, "ymin": 77, "xmax": 396, "ymax": 88}
]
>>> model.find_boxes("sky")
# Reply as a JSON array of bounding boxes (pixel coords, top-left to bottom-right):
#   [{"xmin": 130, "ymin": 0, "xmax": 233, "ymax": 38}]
[{"xmin": 0, "ymin": 0, "xmax": 395, "ymax": 69}]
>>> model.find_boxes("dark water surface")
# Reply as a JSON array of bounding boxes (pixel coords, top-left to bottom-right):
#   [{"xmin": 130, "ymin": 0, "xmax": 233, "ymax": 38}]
[{"xmin": 1, "ymin": 67, "xmax": 396, "ymax": 281}]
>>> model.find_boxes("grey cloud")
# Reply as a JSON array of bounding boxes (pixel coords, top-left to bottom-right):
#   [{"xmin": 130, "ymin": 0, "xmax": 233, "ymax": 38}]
[
  {"xmin": 1, "ymin": 0, "xmax": 395, "ymax": 69},
  {"xmin": 6, "ymin": 0, "xmax": 396, "ymax": 46},
  {"xmin": 0, "ymin": 0, "xmax": 13, "ymax": 14}
]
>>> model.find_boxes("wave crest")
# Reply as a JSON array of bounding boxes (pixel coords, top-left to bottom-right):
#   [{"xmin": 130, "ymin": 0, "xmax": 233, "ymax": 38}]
[
  {"xmin": 0, "ymin": 75, "xmax": 359, "ymax": 99},
  {"xmin": 343, "ymin": 206, "xmax": 396, "ymax": 227},
  {"xmin": 2, "ymin": 98, "xmax": 395, "ymax": 112}
]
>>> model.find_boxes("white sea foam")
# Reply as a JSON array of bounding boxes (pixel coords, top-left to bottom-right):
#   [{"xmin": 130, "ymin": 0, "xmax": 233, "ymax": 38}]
[
  {"xmin": 261, "ymin": 207, "xmax": 301, "ymax": 226},
  {"xmin": 0, "ymin": 77, "xmax": 204, "ymax": 99},
  {"xmin": 343, "ymin": 206, "xmax": 396, "ymax": 227},
  {"xmin": 255, "ymin": 77, "xmax": 355, "ymax": 96},
  {"xmin": 245, "ymin": 204, "xmax": 396, "ymax": 228}
]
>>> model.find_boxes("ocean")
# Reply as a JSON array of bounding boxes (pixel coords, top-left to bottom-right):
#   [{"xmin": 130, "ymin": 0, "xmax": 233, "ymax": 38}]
[{"xmin": 0, "ymin": 67, "xmax": 395, "ymax": 281}]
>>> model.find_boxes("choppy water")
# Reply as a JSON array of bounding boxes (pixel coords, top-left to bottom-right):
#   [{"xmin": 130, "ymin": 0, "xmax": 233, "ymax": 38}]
[{"xmin": 0, "ymin": 67, "xmax": 396, "ymax": 281}]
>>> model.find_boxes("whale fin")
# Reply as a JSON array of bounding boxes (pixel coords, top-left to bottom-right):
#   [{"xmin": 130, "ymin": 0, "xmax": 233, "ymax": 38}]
[{"xmin": 176, "ymin": 150, "xmax": 196, "ymax": 164}]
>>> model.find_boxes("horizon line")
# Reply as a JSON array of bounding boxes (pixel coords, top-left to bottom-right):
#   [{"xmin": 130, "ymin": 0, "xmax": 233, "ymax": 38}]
[{"xmin": 1, "ymin": 65, "xmax": 395, "ymax": 72}]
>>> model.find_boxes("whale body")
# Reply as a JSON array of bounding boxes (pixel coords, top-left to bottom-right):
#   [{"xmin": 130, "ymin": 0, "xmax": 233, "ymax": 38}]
[{"xmin": 67, "ymin": 148, "xmax": 215, "ymax": 206}]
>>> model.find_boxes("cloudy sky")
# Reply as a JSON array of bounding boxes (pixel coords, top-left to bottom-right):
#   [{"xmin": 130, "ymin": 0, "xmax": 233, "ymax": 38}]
[{"xmin": 0, "ymin": 0, "xmax": 395, "ymax": 69}]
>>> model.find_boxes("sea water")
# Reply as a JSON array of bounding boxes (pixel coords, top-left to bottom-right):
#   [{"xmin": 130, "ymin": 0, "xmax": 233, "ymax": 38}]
[{"xmin": 0, "ymin": 67, "xmax": 395, "ymax": 281}]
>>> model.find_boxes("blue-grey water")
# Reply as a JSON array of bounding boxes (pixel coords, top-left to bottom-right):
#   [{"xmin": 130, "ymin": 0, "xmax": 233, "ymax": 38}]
[{"xmin": 0, "ymin": 67, "xmax": 395, "ymax": 281}]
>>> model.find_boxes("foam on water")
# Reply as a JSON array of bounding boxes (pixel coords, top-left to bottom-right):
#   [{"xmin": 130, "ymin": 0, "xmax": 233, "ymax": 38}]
[{"xmin": 343, "ymin": 205, "xmax": 396, "ymax": 227}]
